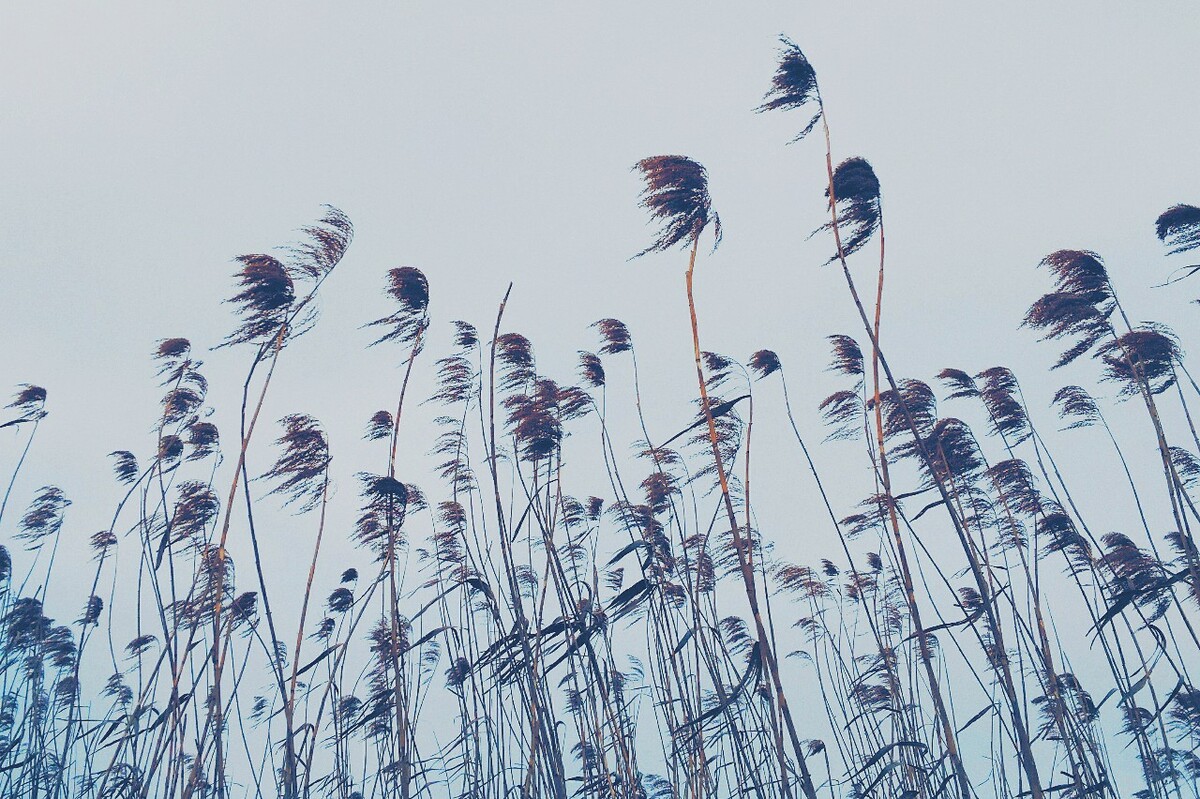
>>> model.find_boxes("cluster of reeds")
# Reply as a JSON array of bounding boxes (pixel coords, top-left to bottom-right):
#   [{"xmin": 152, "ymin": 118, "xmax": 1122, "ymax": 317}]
[{"xmin": 1, "ymin": 35, "xmax": 1198, "ymax": 799}]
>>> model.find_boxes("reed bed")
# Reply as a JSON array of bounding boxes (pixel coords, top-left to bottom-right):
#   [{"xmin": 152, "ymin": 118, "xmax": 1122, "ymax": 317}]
[{"xmin": 1, "ymin": 36, "xmax": 1198, "ymax": 799}]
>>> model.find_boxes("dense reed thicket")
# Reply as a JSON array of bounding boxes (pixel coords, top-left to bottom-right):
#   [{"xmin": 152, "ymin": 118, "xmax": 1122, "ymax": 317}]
[{"xmin": 2, "ymin": 36, "xmax": 1198, "ymax": 799}]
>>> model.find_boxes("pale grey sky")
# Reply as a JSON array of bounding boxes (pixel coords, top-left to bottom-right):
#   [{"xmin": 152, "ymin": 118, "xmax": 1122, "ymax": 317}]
[
  {"xmin": 3, "ymin": 3, "xmax": 1198, "ymax": 560},
  {"xmin": 1, "ymin": 4, "xmax": 1198, "ymax": 786},
  {"xmin": 4, "ymin": 0, "xmax": 1197, "ymax": 544}
]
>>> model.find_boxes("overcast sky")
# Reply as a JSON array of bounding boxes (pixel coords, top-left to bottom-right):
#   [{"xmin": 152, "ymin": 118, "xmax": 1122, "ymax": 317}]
[{"xmin": 2, "ymin": 2, "xmax": 1199, "ymax": 653}]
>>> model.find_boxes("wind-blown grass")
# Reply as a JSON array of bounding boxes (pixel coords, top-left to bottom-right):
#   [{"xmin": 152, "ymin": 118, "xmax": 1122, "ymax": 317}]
[{"xmin": 1, "ymin": 35, "xmax": 1198, "ymax": 799}]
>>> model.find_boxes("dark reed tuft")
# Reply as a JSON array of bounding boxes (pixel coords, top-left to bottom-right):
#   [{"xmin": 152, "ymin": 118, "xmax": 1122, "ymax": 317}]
[
  {"xmin": 1052, "ymin": 385, "xmax": 1101, "ymax": 430},
  {"xmin": 5, "ymin": 384, "xmax": 47, "ymax": 424},
  {"xmin": 822, "ymin": 157, "xmax": 881, "ymax": 261},
  {"xmin": 819, "ymin": 390, "xmax": 862, "ymax": 441},
  {"xmin": 167, "ymin": 482, "xmax": 221, "ymax": 552},
  {"xmin": 1155, "ymin": 204, "xmax": 1200, "ymax": 254},
  {"xmin": 578, "ymin": 352, "xmax": 605, "ymax": 388},
  {"xmin": 158, "ymin": 434, "xmax": 184, "ymax": 462},
  {"xmin": 367, "ymin": 267, "xmax": 431, "ymax": 347},
  {"xmin": 632, "ymin": 155, "xmax": 720, "ymax": 256},
  {"xmin": 354, "ymin": 474, "xmax": 409, "ymax": 556},
  {"xmin": 869, "ymin": 379, "xmax": 937, "ymax": 440},
  {"xmin": 109, "ymin": 451, "xmax": 140, "ymax": 484},
  {"xmin": 290, "ymin": 205, "xmax": 354, "ymax": 278},
  {"xmin": 264, "ymin": 414, "xmax": 331, "ymax": 512},
  {"xmin": 155, "ymin": 338, "xmax": 191, "ymax": 360},
  {"xmin": 78, "ymin": 596, "xmax": 103, "ymax": 626},
  {"xmin": 748, "ymin": 349, "xmax": 781, "ymax": 379},
  {"xmin": 1024, "ymin": 250, "xmax": 1115, "ymax": 367},
  {"xmin": 758, "ymin": 36, "xmax": 822, "ymax": 140},
  {"xmin": 18, "ymin": 486, "xmax": 70, "ymax": 550},
  {"xmin": 223, "ymin": 254, "xmax": 295, "ymax": 346},
  {"xmin": 1170, "ymin": 446, "xmax": 1200, "ymax": 489},
  {"xmin": 452, "ymin": 320, "xmax": 479, "ymax": 349},
  {"xmin": 496, "ymin": 333, "xmax": 535, "ymax": 391},
  {"xmin": 594, "ymin": 318, "xmax": 633, "ymax": 355},
  {"xmin": 430, "ymin": 355, "xmax": 476, "ymax": 405},
  {"xmin": 186, "ymin": 421, "xmax": 220, "ymax": 460},
  {"xmin": 936, "ymin": 368, "xmax": 979, "ymax": 401},
  {"xmin": 976, "ymin": 367, "xmax": 1031, "ymax": 444},
  {"xmin": 826, "ymin": 334, "xmax": 864, "ymax": 378},
  {"xmin": 503, "ymin": 379, "xmax": 568, "ymax": 462},
  {"xmin": 1098, "ymin": 326, "xmax": 1182, "ymax": 396},
  {"xmin": 365, "ymin": 410, "xmax": 393, "ymax": 441}
]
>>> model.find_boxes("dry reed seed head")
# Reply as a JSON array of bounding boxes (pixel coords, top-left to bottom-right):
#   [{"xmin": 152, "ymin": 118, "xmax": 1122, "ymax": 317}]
[
  {"xmin": 171, "ymin": 481, "xmax": 221, "ymax": 545},
  {"xmin": 1156, "ymin": 203, "xmax": 1200, "ymax": 254},
  {"xmin": 1098, "ymin": 326, "xmax": 1182, "ymax": 396},
  {"xmin": 230, "ymin": 591, "xmax": 259, "ymax": 630},
  {"xmin": 6, "ymin": 384, "xmax": 47, "ymax": 423},
  {"xmin": 161, "ymin": 384, "xmax": 205, "ymax": 426},
  {"xmin": 632, "ymin": 155, "xmax": 721, "ymax": 256},
  {"xmin": 701, "ymin": 351, "xmax": 737, "ymax": 391},
  {"xmin": 826, "ymin": 334, "xmax": 864, "ymax": 378},
  {"xmin": 1041, "ymin": 249, "xmax": 1114, "ymax": 298},
  {"xmin": 18, "ymin": 486, "xmax": 70, "ymax": 550},
  {"xmin": 976, "ymin": 366, "xmax": 1031, "ymax": 443},
  {"xmin": 78, "ymin": 596, "xmax": 103, "ymax": 626},
  {"xmin": 290, "ymin": 205, "xmax": 353, "ymax": 278},
  {"xmin": 1052, "ymin": 385, "xmax": 1100, "ymax": 429},
  {"xmin": 0, "ymin": 546, "xmax": 10, "ymax": 584},
  {"xmin": 774, "ymin": 563, "xmax": 828, "ymax": 597},
  {"xmin": 452, "ymin": 320, "xmax": 478, "ymax": 350},
  {"xmin": 821, "ymin": 157, "xmax": 881, "ymax": 261},
  {"xmin": 108, "ymin": 450, "xmax": 140, "ymax": 484},
  {"xmin": 495, "ymin": 332, "xmax": 535, "ymax": 391},
  {"xmin": 10, "ymin": 383, "xmax": 47, "ymax": 408},
  {"xmin": 748, "ymin": 349, "xmax": 781, "ymax": 379},
  {"xmin": 759, "ymin": 36, "xmax": 822, "ymax": 140},
  {"xmin": 556, "ymin": 384, "xmax": 592, "ymax": 421},
  {"xmin": 1100, "ymin": 533, "xmax": 1172, "ymax": 620},
  {"xmin": 936, "ymin": 368, "xmax": 979, "ymax": 400},
  {"xmin": 577, "ymin": 351, "xmax": 605, "ymax": 388},
  {"xmin": 586, "ymin": 496, "xmax": 604, "ymax": 520},
  {"xmin": 894, "ymin": 417, "xmax": 984, "ymax": 486},
  {"xmin": 987, "ymin": 459, "xmax": 1045, "ymax": 516},
  {"xmin": 341, "ymin": 568, "xmax": 358, "ymax": 583},
  {"xmin": 264, "ymin": 414, "xmax": 331, "ymax": 512},
  {"xmin": 868, "ymin": 378, "xmax": 937, "ymax": 440},
  {"xmin": 158, "ymin": 434, "xmax": 184, "ymax": 462},
  {"xmin": 819, "ymin": 389, "xmax": 862, "ymax": 441},
  {"xmin": 430, "ymin": 354, "xmax": 476, "ymax": 405},
  {"xmin": 640, "ymin": 472, "xmax": 679, "ymax": 516},
  {"xmin": 503, "ymin": 379, "xmax": 567, "ymax": 461},
  {"xmin": 223, "ymin": 254, "xmax": 296, "ymax": 346},
  {"xmin": 354, "ymin": 473, "xmax": 409, "ymax": 556},
  {"xmin": 1170, "ymin": 689, "xmax": 1200, "ymax": 740},
  {"xmin": 90, "ymin": 530, "xmax": 117, "ymax": 555},
  {"xmin": 365, "ymin": 409, "xmax": 393, "ymax": 441},
  {"xmin": 1170, "ymin": 447, "xmax": 1200, "ymax": 489},
  {"xmin": 125, "ymin": 634, "xmax": 156, "ymax": 659},
  {"xmin": 1036, "ymin": 510, "xmax": 1092, "ymax": 562},
  {"xmin": 593, "ymin": 318, "xmax": 632, "ymax": 355},
  {"xmin": 185, "ymin": 421, "xmax": 220, "ymax": 460},
  {"xmin": 367, "ymin": 266, "xmax": 431, "ymax": 347},
  {"xmin": 155, "ymin": 337, "xmax": 191, "ymax": 360},
  {"xmin": 327, "ymin": 587, "xmax": 354, "ymax": 614},
  {"xmin": 1023, "ymin": 290, "xmax": 1114, "ymax": 368}
]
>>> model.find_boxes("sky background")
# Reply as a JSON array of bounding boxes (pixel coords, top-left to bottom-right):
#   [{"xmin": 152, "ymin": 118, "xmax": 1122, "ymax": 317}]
[{"xmin": 1, "ymin": 4, "xmax": 1199, "ymax": 765}]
